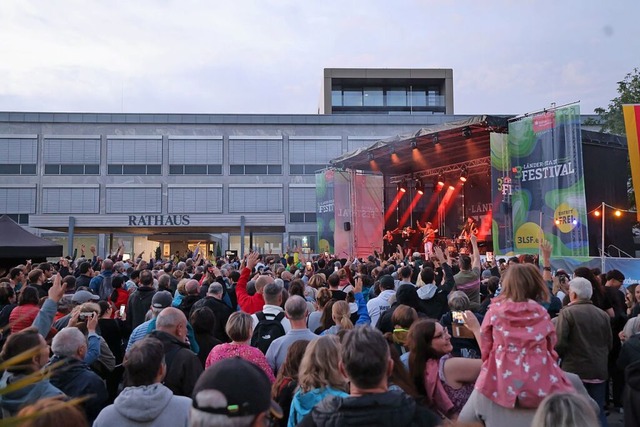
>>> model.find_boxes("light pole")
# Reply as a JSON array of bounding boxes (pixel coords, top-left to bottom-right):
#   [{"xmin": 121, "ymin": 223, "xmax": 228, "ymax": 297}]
[{"xmin": 593, "ymin": 202, "xmax": 628, "ymax": 273}]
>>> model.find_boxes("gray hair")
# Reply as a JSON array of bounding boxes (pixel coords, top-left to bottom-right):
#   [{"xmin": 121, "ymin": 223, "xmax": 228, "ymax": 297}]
[
  {"xmin": 156, "ymin": 307, "xmax": 187, "ymax": 330},
  {"xmin": 177, "ymin": 261, "xmax": 186, "ymax": 271},
  {"xmin": 263, "ymin": 281, "xmax": 283, "ymax": 305},
  {"xmin": 448, "ymin": 291, "xmax": 470, "ymax": 311},
  {"xmin": 51, "ymin": 327, "xmax": 86, "ymax": 358},
  {"xmin": 113, "ymin": 261, "xmax": 125, "ymax": 273},
  {"xmin": 102, "ymin": 258, "xmax": 114, "ymax": 271},
  {"xmin": 208, "ymin": 282, "xmax": 224, "ymax": 295},
  {"xmin": 157, "ymin": 274, "xmax": 171, "ymax": 289},
  {"xmin": 285, "ymin": 295, "xmax": 308, "ymax": 320},
  {"xmin": 569, "ymin": 277, "xmax": 593, "ymax": 300},
  {"xmin": 531, "ymin": 392, "xmax": 599, "ymax": 427}
]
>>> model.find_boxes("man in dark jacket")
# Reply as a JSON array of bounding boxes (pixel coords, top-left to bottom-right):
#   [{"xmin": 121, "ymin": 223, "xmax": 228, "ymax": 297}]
[
  {"xmin": 127, "ymin": 270, "xmax": 156, "ymax": 329},
  {"xmin": 178, "ymin": 279, "xmax": 201, "ymax": 319},
  {"xmin": 75, "ymin": 261, "xmax": 94, "ymax": 289},
  {"xmin": 190, "ymin": 282, "xmax": 233, "ymax": 342},
  {"xmin": 299, "ymin": 326, "xmax": 439, "ymax": 427},
  {"xmin": 418, "ymin": 246, "xmax": 456, "ymax": 320},
  {"xmin": 148, "ymin": 307, "xmax": 203, "ymax": 397},
  {"xmin": 624, "ymin": 360, "xmax": 640, "ymax": 427},
  {"xmin": 48, "ymin": 326, "xmax": 108, "ymax": 422}
]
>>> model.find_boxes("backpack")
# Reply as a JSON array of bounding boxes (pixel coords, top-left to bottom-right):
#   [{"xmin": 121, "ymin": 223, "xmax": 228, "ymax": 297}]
[
  {"xmin": 251, "ymin": 311, "xmax": 286, "ymax": 354},
  {"xmin": 98, "ymin": 274, "xmax": 114, "ymax": 301}
]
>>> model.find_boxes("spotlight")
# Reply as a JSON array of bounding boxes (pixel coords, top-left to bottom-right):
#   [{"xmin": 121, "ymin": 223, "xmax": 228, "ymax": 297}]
[
  {"xmin": 410, "ymin": 139, "xmax": 418, "ymax": 149},
  {"xmin": 367, "ymin": 152, "xmax": 374, "ymax": 161},
  {"xmin": 555, "ymin": 219, "xmax": 561, "ymax": 225},
  {"xmin": 398, "ymin": 179, "xmax": 407, "ymax": 193},
  {"xmin": 572, "ymin": 219, "xmax": 578, "ymax": 225},
  {"xmin": 437, "ymin": 174, "xmax": 445, "ymax": 187},
  {"xmin": 432, "ymin": 133, "xmax": 439, "ymax": 144},
  {"xmin": 462, "ymin": 127, "xmax": 471, "ymax": 138},
  {"xmin": 415, "ymin": 179, "xmax": 424, "ymax": 195},
  {"xmin": 459, "ymin": 167, "xmax": 468, "ymax": 183},
  {"xmin": 594, "ymin": 210, "xmax": 601, "ymax": 217},
  {"xmin": 615, "ymin": 210, "xmax": 622, "ymax": 217},
  {"xmin": 448, "ymin": 185, "xmax": 455, "ymax": 191}
]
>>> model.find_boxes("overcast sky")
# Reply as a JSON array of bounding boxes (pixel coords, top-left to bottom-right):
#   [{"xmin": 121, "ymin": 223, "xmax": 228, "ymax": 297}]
[{"xmin": 1, "ymin": 1, "xmax": 637, "ymax": 116}]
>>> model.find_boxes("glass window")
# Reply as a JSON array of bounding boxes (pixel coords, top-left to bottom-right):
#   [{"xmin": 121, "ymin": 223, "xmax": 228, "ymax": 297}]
[
  {"xmin": 304, "ymin": 165, "xmax": 324, "ymax": 175},
  {"xmin": 245, "ymin": 165, "xmax": 268, "ymax": 174},
  {"xmin": 44, "ymin": 164, "xmax": 60, "ymax": 175},
  {"xmin": 410, "ymin": 89, "xmax": 427, "ymax": 107},
  {"xmin": 386, "ymin": 88, "xmax": 407, "ymax": 106},
  {"xmin": 331, "ymin": 89, "xmax": 342, "ymax": 107},
  {"xmin": 229, "ymin": 165, "xmax": 244, "ymax": 175},
  {"xmin": 20, "ymin": 164, "xmax": 37, "ymax": 174},
  {"xmin": 290, "ymin": 165, "xmax": 304, "ymax": 175},
  {"xmin": 289, "ymin": 234, "xmax": 315, "ymax": 254},
  {"xmin": 185, "ymin": 165, "xmax": 207, "ymax": 175},
  {"xmin": 229, "ymin": 234, "xmax": 283, "ymax": 254},
  {"xmin": 123, "ymin": 164, "xmax": 146, "ymax": 175},
  {"xmin": 169, "ymin": 165, "xmax": 184, "ymax": 174},
  {"xmin": 60, "ymin": 164, "xmax": 84, "ymax": 174},
  {"xmin": 305, "ymin": 213, "xmax": 317, "ymax": 222},
  {"xmin": 343, "ymin": 89, "xmax": 363, "ymax": 106},
  {"xmin": 108, "ymin": 165, "xmax": 123, "ymax": 174},
  {"xmin": 207, "ymin": 165, "xmax": 222, "ymax": 175},
  {"xmin": 289, "ymin": 213, "xmax": 305, "ymax": 223},
  {"xmin": 0, "ymin": 165, "xmax": 20, "ymax": 174},
  {"xmin": 84, "ymin": 165, "xmax": 99, "ymax": 175},
  {"xmin": 267, "ymin": 165, "xmax": 282, "ymax": 175},
  {"xmin": 146, "ymin": 165, "xmax": 162, "ymax": 175},
  {"xmin": 363, "ymin": 87, "xmax": 384, "ymax": 106}
]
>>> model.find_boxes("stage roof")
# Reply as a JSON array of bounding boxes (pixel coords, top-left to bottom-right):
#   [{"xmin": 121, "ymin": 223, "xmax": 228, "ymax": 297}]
[{"xmin": 330, "ymin": 115, "xmax": 509, "ymax": 177}]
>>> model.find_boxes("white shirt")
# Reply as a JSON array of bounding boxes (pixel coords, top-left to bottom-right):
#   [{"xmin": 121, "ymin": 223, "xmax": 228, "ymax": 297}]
[
  {"xmin": 250, "ymin": 304, "xmax": 291, "ymax": 333},
  {"xmin": 367, "ymin": 289, "xmax": 396, "ymax": 327}
]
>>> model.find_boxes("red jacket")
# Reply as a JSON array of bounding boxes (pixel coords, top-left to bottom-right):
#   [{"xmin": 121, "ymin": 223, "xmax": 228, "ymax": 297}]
[
  {"xmin": 236, "ymin": 267, "xmax": 264, "ymax": 314},
  {"xmin": 110, "ymin": 288, "xmax": 130, "ymax": 318},
  {"xmin": 9, "ymin": 304, "xmax": 40, "ymax": 334}
]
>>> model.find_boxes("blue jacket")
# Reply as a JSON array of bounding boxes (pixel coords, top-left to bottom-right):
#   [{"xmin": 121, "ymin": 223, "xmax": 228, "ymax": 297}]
[
  {"xmin": 288, "ymin": 386, "xmax": 349, "ymax": 427},
  {"xmin": 0, "ymin": 371, "xmax": 64, "ymax": 416}
]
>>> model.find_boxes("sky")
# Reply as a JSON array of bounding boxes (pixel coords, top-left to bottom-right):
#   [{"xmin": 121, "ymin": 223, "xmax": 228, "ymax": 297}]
[{"xmin": 0, "ymin": 1, "xmax": 638, "ymax": 116}]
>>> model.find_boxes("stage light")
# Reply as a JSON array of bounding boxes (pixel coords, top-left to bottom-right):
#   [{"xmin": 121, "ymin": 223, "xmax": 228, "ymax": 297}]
[
  {"xmin": 398, "ymin": 179, "xmax": 407, "ymax": 193},
  {"xmin": 448, "ymin": 185, "xmax": 455, "ymax": 191},
  {"xmin": 572, "ymin": 219, "xmax": 578, "ymax": 225},
  {"xmin": 594, "ymin": 210, "xmax": 601, "ymax": 217},
  {"xmin": 415, "ymin": 179, "xmax": 424, "ymax": 195},
  {"xmin": 462, "ymin": 127, "xmax": 472, "ymax": 138},
  {"xmin": 367, "ymin": 152, "xmax": 374, "ymax": 161},
  {"xmin": 410, "ymin": 139, "xmax": 418, "ymax": 149},
  {"xmin": 615, "ymin": 210, "xmax": 622, "ymax": 217},
  {"xmin": 432, "ymin": 133, "xmax": 439, "ymax": 145},
  {"xmin": 437, "ymin": 174, "xmax": 445, "ymax": 187},
  {"xmin": 459, "ymin": 167, "xmax": 468, "ymax": 183},
  {"xmin": 555, "ymin": 219, "xmax": 561, "ymax": 225}
]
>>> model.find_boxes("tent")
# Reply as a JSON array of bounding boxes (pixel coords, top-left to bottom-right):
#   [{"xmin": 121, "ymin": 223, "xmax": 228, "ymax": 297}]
[{"xmin": 0, "ymin": 215, "xmax": 63, "ymax": 260}]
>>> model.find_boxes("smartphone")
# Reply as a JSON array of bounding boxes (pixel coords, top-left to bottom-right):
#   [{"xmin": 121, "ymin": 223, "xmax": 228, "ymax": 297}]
[
  {"xmin": 486, "ymin": 252, "xmax": 494, "ymax": 262},
  {"xmin": 324, "ymin": 252, "xmax": 328, "ymax": 256},
  {"xmin": 78, "ymin": 312, "xmax": 94, "ymax": 322},
  {"xmin": 452, "ymin": 310, "xmax": 465, "ymax": 324},
  {"xmin": 119, "ymin": 305, "xmax": 126, "ymax": 317}
]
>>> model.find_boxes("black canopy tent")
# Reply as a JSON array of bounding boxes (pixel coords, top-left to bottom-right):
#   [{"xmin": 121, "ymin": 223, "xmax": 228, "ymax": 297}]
[{"xmin": 0, "ymin": 215, "xmax": 63, "ymax": 265}]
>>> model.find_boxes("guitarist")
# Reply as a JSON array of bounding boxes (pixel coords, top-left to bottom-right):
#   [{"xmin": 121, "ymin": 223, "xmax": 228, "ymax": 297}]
[
  {"xmin": 459, "ymin": 216, "xmax": 478, "ymax": 251},
  {"xmin": 416, "ymin": 220, "xmax": 436, "ymax": 258}
]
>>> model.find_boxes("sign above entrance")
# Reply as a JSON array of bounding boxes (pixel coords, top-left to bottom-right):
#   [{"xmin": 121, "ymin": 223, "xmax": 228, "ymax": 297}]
[{"xmin": 128, "ymin": 215, "xmax": 190, "ymax": 226}]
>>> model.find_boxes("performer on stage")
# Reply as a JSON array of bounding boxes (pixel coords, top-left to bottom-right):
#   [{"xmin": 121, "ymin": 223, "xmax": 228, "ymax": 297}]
[
  {"xmin": 401, "ymin": 226, "xmax": 415, "ymax": 254},
  {"xmin": 383, "ymin": 228, "xmax": 400, "ymax": 256},
  {"xmin": 459, "ymin": 216, "xmax": 478, "ymax": 251},
  {"xmin": 416, "ymin": 220, "xmax": 436, "ymax": 258}
]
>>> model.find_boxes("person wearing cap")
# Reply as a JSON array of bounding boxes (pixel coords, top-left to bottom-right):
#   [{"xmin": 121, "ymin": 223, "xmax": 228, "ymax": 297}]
[
  {"xmin": 190, "ymin": 357, "xmax": 283, "ymax": 427},
  {"xmin": 148, "ymin": 307, "xmax": 203, "ymax": 397},
  {"xmin": 298, "ymin": 326, "xmax": 440, "ymax": 426},
  {"xmin": 265, "ymin": 296, "xmax": 318, "ymax": 375},
  {"xmin": 190, "ymin": 282, "xmax": 233, "ymax": 342},
  {"xmin": 555, "ymin": 277, "xmax": 612, "ymax": 426},
  {"xmin": 94, "ymin": 337, "xmax": 191, "ymax": 427},
  {"xmin": 367, "ymin": 275, "xmax": 396, "ymax": 328}
]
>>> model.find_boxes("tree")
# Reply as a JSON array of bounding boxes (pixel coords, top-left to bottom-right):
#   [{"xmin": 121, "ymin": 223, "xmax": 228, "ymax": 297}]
[{"xmin": 589, "ymin": 68, "xmax": 640, "ymax": 209}]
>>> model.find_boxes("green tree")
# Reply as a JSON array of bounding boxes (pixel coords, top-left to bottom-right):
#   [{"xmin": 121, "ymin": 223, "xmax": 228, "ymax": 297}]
[{"xmin": 589, "ymin": 68, "xmax": 640, "ymax": 208}]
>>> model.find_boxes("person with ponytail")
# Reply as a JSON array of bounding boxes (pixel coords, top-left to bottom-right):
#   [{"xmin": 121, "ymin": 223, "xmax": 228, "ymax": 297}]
[{"xmin": 320, "ymin": 300, "xmax": 353, "ymax": 336}]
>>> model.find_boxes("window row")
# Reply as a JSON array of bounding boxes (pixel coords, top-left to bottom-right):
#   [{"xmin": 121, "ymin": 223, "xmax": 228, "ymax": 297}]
[
  {"xmin": 331, "ymin": 85, "xmax": 444, "ymax": 108},
  {"xmin": 0, "ymin": 186, "xmax": 317, "ymax": 216}
]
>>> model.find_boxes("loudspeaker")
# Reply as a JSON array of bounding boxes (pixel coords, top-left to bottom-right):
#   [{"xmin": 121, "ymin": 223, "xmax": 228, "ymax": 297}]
[{"xmin": 343, "ymin": 222, "xmax": 351, "ymax": 231}]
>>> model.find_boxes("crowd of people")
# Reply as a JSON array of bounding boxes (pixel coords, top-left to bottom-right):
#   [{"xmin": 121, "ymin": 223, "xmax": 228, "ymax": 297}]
[{"xmin": 0, "ymin": 235, "xmax": 638, "ymax": 426}]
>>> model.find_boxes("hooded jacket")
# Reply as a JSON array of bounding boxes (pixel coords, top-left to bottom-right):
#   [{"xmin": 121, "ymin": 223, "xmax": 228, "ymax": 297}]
[
  {"xmin": 624, "ymin": 360, "xmax": 640, "ymax": 427},
  {"xmin": 297, "ymin": 390, "xmax": 440, "ymax": 427},
  {"xmin": 93, "ymin": 383, "xmax": 191, "ymax": 427},
  {"xmin": 127, "ymin": 286, "xmax": 156, "ymax": 329},
  {"xmin": 288, "ymin": 386, "xmax": 349, "ymax": 427},
  {"xmin": 0, "ymin": 371, "xmax": 64, "ymax": 416}
]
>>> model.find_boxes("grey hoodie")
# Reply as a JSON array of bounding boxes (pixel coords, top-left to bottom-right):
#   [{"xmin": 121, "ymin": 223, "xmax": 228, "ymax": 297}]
[
  {"xmin": 93, "ymin": 383, "xmax": 191, "ymax": 427},
  {"xmin": 0, "ymin": 371, "xmax": 64, "ymax": 416}
]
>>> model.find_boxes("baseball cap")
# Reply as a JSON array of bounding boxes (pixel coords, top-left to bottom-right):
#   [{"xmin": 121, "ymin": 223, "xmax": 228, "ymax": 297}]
[
  {"xmin": 151, "ymin": 291, "xmax": 173, "ymax": 309},
  {"xmin": 481, "ymin": 269, "xmax": 492, "ymax": 279},
  {"xmin": 71, "ymin": 290, "xmax": 100, "ymax": 304},
  {"xmin": 192, "ymin": 357, "xmax": 282, "ymax": 419}
]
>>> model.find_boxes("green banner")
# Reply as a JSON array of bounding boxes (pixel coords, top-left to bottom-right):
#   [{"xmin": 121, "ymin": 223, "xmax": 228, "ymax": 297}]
[{"xmin": 492, "ymin": 105, "xmax": 589, "ymax": 256}]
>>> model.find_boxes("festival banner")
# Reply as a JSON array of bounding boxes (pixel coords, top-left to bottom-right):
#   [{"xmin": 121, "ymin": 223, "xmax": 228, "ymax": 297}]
[
  {"xmin": 510, "ymin": 105, "xmax": 588, "ymax": 256},
  {"xmin": 333, "ymin": 170, "xmax": 353, "ymax": 256},
  {"xmin": 490, "ymin": 133, "xmax": 514, "ymax": 254},
  {"xmin": 622, "ymin": 104, "xmax": 640, "ymax": 221},
  {"xmin": 352, "ymin": 172, "xmax": 385, "ymax": 257},
  {"xmin": 316, "ymin": 170, "xmax": 335, "ymax": 253}
]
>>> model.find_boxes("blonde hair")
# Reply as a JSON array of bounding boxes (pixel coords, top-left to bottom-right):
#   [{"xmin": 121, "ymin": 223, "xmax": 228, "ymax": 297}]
[
  {"xmin": 531, "ymin": 393, "xmax": 599, "ymax": 427},
  {"xmin": 297, "ymin": 335, "xmax": 347, "ymax": 392},
  {"xmin": 308, "ymin": 274, "xmax": 326, "ymax": 289},
  {"xmin": 176, "ymin": 279, "xmax": 188, "ymax": 296},
  {"xmin": 332, "ymin": 301, "xmax": 353, "ymax": 331},
  {"xmin": 225, "ymin": 311, "xmax": 253, "ymax": 343}
]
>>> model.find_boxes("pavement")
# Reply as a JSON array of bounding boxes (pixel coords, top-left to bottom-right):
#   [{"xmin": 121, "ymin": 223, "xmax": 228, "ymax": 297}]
[{"xmin": 607, "ymin": 408, "xmax": 624, "ymax": 426}]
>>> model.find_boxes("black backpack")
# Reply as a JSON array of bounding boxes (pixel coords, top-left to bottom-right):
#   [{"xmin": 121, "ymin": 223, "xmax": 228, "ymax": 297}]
[{"xmin": 251, "ymin": 311, "xmax": 286, "ymax": 354}]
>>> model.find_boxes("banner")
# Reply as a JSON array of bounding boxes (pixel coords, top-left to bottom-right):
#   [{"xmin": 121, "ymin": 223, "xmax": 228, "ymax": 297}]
[
  {"xmin": 623, "ymin": 104, "xmax": 640, "ymax": 221},
  {"xmin": 316, "ymin": 170, "xmax": 335, "ymax": 253},
  {"xmin": 492, "ymin": 105, "xmax": 589, "ymax": 256},
  {"xmin": 491, "ymin": 133, "xmax": 515, "ymax": 254},
  {"xmin": 333, "ymin": 171, "xmax": 353, "ymax": 256},
  {"xmin": 352, "ymin": 173, "xmax": 385, "ymax": 257},
  {"xmin": 550, "ymin": 256, "xmax": 640, "ymax": 288}
]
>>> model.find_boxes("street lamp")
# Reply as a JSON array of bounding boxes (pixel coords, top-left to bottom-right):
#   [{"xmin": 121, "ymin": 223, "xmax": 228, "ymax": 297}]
[{"xmin": 592, "ymin": 202, "xmax": 633, "ymax": 272}]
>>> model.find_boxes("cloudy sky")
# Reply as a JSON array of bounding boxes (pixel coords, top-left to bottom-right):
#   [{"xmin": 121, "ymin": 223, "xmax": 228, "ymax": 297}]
[{"xmin": 0, "ymin": 1, "xmax": 637, "ymax": 116}]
